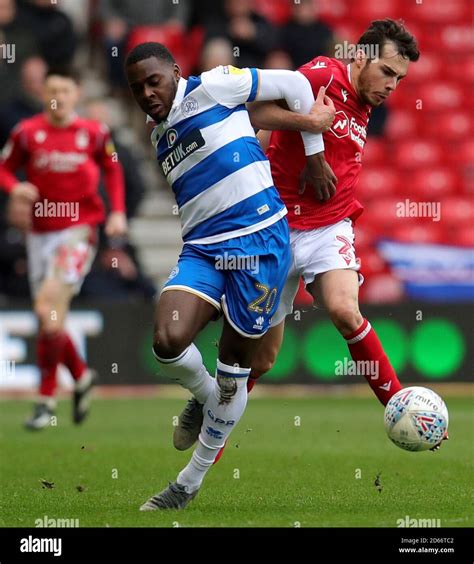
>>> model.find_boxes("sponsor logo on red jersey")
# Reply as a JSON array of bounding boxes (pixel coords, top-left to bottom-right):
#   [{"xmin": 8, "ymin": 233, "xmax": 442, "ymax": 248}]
[{"xmin": 331, "ymin": 111, "xmax": 350, "ymax": 138}]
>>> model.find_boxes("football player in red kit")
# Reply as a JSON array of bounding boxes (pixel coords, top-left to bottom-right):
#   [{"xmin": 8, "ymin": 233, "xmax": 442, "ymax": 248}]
[
  {"xmin": 245, "ymin": 20, "xmax": 420, "ymax": 410},
  {"xmin": 0, "ymin": 69, "xmax": 127, "ymax": 429}
]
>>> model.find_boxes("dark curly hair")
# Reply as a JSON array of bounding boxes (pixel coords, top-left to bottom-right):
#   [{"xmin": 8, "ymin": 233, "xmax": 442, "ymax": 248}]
[
  {"xmin": 124, "ymin": 42, "xmax": 176, "ymax": 68},
  {"xmin": 356, "ymin": 19, "xmax": 420, "ymax": 62}
]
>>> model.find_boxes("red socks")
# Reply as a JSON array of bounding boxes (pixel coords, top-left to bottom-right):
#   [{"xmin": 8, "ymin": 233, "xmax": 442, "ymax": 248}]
[
  {"xmin": 247, "ymin": 378, "xmax": 257, "ymax": 393},
  {"xmin": 62, "ymin": 333, "xmax": 86, "ymax": 380},
  {"xmin": 37, "ymin": 331, "xmax": 86, "ymax": 398},
  {"xmin": 37, "ymin": 332, "xmax": 65, "ymax": 397},
  {"xmin": 345, "ymin": 319, "xmax": 402, "ymax": 406}
]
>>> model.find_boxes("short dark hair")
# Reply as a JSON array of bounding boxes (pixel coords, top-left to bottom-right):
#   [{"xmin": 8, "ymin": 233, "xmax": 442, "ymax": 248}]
[
  {"xmin": 357, "ymin": 19, "xmax": 420, "ymax": 62},
  {"xmin": 46, "ymin": 67, "xmax": 80, "ymax": 83},
  {"xmin": 125, "ymin": 42, "xmax": 176, "ymax": 68}
]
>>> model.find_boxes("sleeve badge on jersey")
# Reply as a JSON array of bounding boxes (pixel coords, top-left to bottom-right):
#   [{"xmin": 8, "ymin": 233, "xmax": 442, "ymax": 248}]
[
  {"xmin": 105, "ymin": 139, "xmax": 116, "ymax": 156},
  {"xmin": 1, "ymin": 140, "xmax": 13, "ymax": 159},
  {"xmin": 223, "ymin": 65, "xmax": 246, "ymax": 75}
]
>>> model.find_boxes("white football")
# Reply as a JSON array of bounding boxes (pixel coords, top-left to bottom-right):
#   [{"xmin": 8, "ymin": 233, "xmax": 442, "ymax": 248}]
[{"xmin": 384, "ymin": 387, "xmax": 449, "ymax": 451}]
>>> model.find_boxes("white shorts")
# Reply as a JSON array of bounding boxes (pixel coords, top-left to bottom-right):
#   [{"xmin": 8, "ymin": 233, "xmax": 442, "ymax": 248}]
[
  {"xmin": 26, "ymin": 225, "xmax": 97, "ymax": 297},
  {"xmin": 272, "ymin": 218, "xmax": 362, "ymax": 326}
]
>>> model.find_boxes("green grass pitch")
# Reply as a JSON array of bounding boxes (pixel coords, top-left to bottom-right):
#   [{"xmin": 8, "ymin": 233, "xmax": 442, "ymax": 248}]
[{"xmin": 1, "ymin": 396, "xmax": 472, "ymax": 527}]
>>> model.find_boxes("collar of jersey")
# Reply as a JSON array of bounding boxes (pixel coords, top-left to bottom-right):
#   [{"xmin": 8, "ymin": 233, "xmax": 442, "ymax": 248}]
[
  {"xmin": 171, "ymin": 77, "xmax": 188, "ymax": 112},
  {"xmin": 155, "ymin": 77, "xmax": 188, "ymax": 137}
]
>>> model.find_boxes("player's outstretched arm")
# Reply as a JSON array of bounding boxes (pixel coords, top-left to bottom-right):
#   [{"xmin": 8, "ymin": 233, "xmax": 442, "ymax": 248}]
[
  {"xmin": 202, "ymin": 66, "xmax": 327, "ymax": 156},
  {"xmin": 203, "ymin": 64, "xmax": 337, "ymax": 200},
  {"xmin": 248, "ymin": 86, "xmax": 336, "ymax": 135}
]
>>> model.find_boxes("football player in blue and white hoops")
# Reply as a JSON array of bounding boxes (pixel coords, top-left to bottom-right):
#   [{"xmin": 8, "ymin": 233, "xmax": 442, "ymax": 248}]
[{"xmin": 125, "ymin": 42, "xmax": 335, "ymax": 510}]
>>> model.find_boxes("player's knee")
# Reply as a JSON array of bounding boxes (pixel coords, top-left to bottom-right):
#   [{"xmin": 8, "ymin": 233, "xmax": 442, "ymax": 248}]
[
  {"xmin": 327, "ymin": 300, "xmax": 363, "ymax": 336},
  {"xmin": 153, "ymin": 327, "xmax": 190, "ymax": 359},
  {"xmin": 34, "ymin": 298, "xmax": 58, "ymax": 332},
  {"xmin": 251, "ymin": 350, "xmax": 277, "ymax": 379}
]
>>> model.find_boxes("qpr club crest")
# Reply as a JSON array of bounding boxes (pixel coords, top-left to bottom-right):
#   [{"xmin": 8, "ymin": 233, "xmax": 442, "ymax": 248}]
[
  {"xmin": 181, "ymin": 96, "xmax": 199, "ymax": 117},
  {"xmin": 167, "ymin": 265, "xmax": 179, "ymax": 280},
  {"xmin": 166, "ymin": 128, "xmax": 178, "ymax": 148}
]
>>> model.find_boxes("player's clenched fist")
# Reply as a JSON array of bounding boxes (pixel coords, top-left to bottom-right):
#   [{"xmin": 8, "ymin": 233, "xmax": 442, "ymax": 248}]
[
  {"xmin": 7, "ymin": 182, "xmax": 39, "ymax": 231},
  {"xmin": 105, "ymin": 211, "xmax": 128, "ymax": 238},
  {"xmin": 10, "ymin": 181, "xmax": 39, "ymax": 203},
  {"xmin": 307, "ymin": 86, "xmax": 336, "ymax": 134}
]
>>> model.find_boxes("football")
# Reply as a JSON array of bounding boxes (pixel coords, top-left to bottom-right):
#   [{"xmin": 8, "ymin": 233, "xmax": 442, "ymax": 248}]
[{"xmin": 384, "ymin": 387, "xmax": 449, "ymax": 451}]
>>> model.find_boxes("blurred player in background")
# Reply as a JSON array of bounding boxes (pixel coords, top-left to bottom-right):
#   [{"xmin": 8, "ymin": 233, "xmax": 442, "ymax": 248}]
[
  {"xmin": 125, "ymin": 42, "xmax": 334, "ymax": 510},
  {"xmin": 0, "ymin": 69, "xmax": 127, "ymax": 430}
]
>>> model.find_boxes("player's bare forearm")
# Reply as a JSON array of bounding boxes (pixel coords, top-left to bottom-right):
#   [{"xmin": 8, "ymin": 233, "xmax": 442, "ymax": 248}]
[
  {"xmin": 9, "ymin": 181, "xmax": 39, "ymax": 201},
  {"xmin": 248, "ymin": 101, "xmax": 319, "ymax": 132},
  {"xmin": 103, "ymin": 160, "xmax": 127, "ymax": 217},
  {"xmin": 248, "ymin": 88, "xmax": 335, "ymax": 135}
]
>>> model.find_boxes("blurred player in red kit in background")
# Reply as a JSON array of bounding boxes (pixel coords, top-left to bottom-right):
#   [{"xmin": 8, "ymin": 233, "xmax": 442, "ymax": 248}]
[{"xmin": 0, "ymin": 69, "xmax": 127, "ymax": 429}]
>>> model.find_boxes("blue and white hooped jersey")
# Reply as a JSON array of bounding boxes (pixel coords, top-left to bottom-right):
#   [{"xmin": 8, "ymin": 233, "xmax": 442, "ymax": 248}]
[{"xmin": 150, "ymin": 65, "xmax": 287, "ymax": 245}]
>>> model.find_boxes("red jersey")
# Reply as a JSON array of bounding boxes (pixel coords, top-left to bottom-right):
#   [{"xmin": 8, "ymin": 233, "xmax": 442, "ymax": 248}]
[
  {"xmin": 267, "ymin": 56, "xmax": 372, "ymax": 230},
  {"xmin": 0, "ymin": 114, "xmax": 125, "ymax": 232}
]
